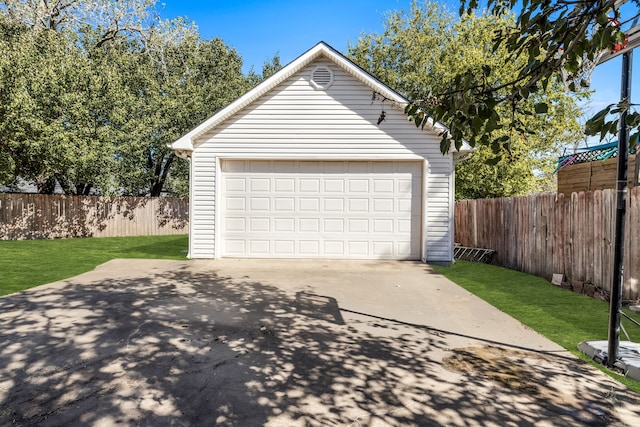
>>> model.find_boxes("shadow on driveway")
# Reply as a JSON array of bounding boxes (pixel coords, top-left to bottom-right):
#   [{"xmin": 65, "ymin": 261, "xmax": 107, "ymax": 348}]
[{"xmin": 1, "ymin": 259, "xmax": 639, "ymax": 426}]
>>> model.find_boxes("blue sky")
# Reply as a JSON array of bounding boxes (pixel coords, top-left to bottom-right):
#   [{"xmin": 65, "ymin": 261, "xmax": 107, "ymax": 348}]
[
  {"xmin": 160, "ymin": 0, "xmax": 639, "ymax": 148},
  {"xmin": 160, "ymin": 0, "xmax": 416, "ymax": 72}
]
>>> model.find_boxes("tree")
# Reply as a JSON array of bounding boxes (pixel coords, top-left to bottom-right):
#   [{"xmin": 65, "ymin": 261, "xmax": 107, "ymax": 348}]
[
  {"xmin": 113, "ymin": 34, "xmax": 251, "ymax": 197},
  {"xmin": 0, "ymin": 1, "xmax": 165, "ymax": 194},
  {"xmin": 402, "ymin": 0, "xmax": 640, "ymax": 154},
  {"xmin": 0, "ymin": 18, "xmax": 118, "ymax": 193},
  {"xmin": 349, "ymin": 1, "xmax": 584, "ymax": 198},
  {"xmin": 0, "ymin": 0, "xmax": 160, "ymax": 44},
  {"xmin": 0, "ymin": 1, "xmax": 255, "ymax": 196}
]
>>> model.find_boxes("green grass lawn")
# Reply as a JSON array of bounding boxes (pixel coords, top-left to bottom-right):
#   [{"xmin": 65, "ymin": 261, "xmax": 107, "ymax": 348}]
[
  {"xmin": 432, "ymin": 260, "xmax": 640, "ymax": 393},
  {"xmin": 0, "ymin": 235, "xmax": 188, "ymax": 296}
]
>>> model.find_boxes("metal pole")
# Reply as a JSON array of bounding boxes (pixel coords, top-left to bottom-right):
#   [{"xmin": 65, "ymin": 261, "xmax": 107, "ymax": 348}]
[{"xmin": 608, "ymin": 50, "xmax": 632, "ymax": 368}]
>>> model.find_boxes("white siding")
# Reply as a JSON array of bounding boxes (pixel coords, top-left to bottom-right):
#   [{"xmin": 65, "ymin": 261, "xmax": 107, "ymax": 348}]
[
  {"xmin": 189, "ymin": 150, "xmax": 216, "ymax": 258},
  {"xmin": 190, "ymin": 57, "xmax": 454, "ymax": 262},
  {"xmin": 426, "ymin": 165, "xmax": 454, "ymax": 261}
]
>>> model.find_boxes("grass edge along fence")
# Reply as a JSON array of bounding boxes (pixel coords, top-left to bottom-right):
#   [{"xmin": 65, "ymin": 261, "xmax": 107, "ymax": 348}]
[
  {"xmin": 0, "ymin": 193, "xmax": 188, "ymax": 240},
  {"xmin": 455, "ymin": 188, "xmax": 640, "ymax": 301}
]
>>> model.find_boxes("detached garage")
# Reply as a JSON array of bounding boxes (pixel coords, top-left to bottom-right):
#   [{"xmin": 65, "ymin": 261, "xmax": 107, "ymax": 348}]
[{"xmin": 171, "ymin": 42, "xmax": 469, "ymax": 263}]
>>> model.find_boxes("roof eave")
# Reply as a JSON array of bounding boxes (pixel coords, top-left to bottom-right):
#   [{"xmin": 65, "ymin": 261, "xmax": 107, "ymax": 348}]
[
  {"xmin": 170, "ymin": 42, "xmax": 417, "ymax": 151},
  {"xmin": 169, "ymin": 41, "xmax": 465, "ymax": 154},
  {"xmin": 170, "ymin": 42, "xmax": 332, "ymax": 151}
]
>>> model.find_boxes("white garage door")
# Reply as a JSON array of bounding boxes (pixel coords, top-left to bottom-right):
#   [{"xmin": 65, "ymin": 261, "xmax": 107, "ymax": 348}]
[{"xmin": 220, "ymin": 160, "xmax": 422, "ymax": 259}]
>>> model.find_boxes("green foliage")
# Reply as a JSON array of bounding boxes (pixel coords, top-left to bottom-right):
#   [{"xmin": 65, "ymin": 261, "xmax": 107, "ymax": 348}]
[
  {"xmin": 246, "ymin": 54, "xmax": 284, "ymax": 88},
  {"xmin": 456, "ymin": 145, "xmax": 544, "ymax": 199},
  {"xmin": 106, "ymin": 35, "xmax": 251, "ymax": 196},
  {"xmin": 349, "ymin": 1, "xmax": 584, "ymax": 198},
  {"xmin": 0, "ymin": 1, "xmax": 255, "ymax": 196},
  {"xmin": 585, "ymin": 98, "xmax": 640, "ymax": 150},
  {"xmin": 0, "ymin": 21, "xmax": 111, "ymax": 193},
  {"xmin": 260, "ymin": 54, "xmax": 283, "ymax": 80},
  {"xmin": 439, "ymin": 0, "xmax": 640, "ymax": 154}
]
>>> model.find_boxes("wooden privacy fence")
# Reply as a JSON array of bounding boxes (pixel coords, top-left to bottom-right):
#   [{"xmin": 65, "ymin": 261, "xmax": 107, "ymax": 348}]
[
  {"xmin": 557, "ymin": 154, "xmax": 637, "ymax": 196},
  {"xmin": 455, "ymin": 188, "xmax": 640, "ymax": 301},
  {"xmin": 0, "ymin": 194, "xmax": 188, "ymax": 240}
]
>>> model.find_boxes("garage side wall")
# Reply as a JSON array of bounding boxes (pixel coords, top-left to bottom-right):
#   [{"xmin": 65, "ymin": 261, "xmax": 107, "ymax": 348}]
[
  {"xmin": 189, "ymin": 150, "xmax": 216, "ymax": 258},
  {"xmin": 426, "ymin": 161, "xmax": 454, "ymax": 262},
  {"xmin": 189, "ymin": 58, "xmax": 454, "ymax": 262}
]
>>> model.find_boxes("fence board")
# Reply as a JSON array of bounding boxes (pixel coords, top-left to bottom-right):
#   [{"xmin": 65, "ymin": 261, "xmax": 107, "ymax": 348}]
[
  {"xmin": 554, "ymin": 193, "xmax": 564, "ymax": 276},
  {"xmin": 629, "ymin": 190, "xmax": 640, "ymax": 298},
  {"xmin": 454, "ymin": 188, "xmax": 640, "ymax": 301},
  {"xmin": 593, "ymin": 190, "xmax": 603, "ymax": 289},
  {"xmin": 557, "ymin": 155, "xmax": 638, "ymax": 196},
  {"xmin": 0, "ymin": 194, "xmax": 188, "ymax": 240}
]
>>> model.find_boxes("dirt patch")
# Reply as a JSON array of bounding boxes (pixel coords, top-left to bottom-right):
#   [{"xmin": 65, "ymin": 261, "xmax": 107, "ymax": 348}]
[
  {"xmin": 444, "ymin": 345, "xmax": 540, "ymax": 394},
  {"xmin": 444, "ymin": 346, "xmax": 616, "ymax": 425}
]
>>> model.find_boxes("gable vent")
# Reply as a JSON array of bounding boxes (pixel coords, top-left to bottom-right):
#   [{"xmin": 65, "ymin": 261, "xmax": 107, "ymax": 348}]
[{"xmin": 310, "ymin": 66, "xmax": 334, "ymax": 90}]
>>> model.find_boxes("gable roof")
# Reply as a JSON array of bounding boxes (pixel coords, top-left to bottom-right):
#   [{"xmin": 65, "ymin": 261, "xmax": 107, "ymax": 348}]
[{"xmin": 171, "ymin": 41, "xmax": 467, "ymax": 153}]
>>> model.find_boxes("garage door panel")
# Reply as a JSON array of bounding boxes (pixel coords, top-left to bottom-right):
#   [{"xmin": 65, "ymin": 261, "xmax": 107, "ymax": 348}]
[
  {"xmin": 299, "ymin": 218, "xmax": 320, "ymax": 232},
  {"xmin": 274, "ymin": 240, "xmax": 295, "ymax": 254},
  {"xmin": 324, "ymin": 179, "xmax": 344, "ymax": 192},
  {"xmin": 225, "ymin": 197, "xmax": 246, "ymax": 210},
  {"xmin": 323, "ymin": 198, "xmax": 343, "ymax": 212},
  {"xmin": 348, "ymin": 219, "xmax": 368, "ymax": 233},
  {"xmin": 225, "ymin": 240, "xmax": 245, "ymax": 254},
  {"xmin": 398, "ymin": 218, "xmax": 412, "ymax": 234},
  {"xmin": 225, "ymin": 217, "xmax": 246, "ymax": 232},
  {"xmin": 275, "ymin": 179, "xmax": 295, "ymax": 192},
  {"xmin": 324, "ymin": 241, "xmax": 344, "ymax": 255},
  {"xmin": 398, "ymin": 198, "xmax": 412, "ymax": 212},
  {"xmin": 250, "ymin": 240, "xmax": 270, "ymax": 254},
  {"xmin": 397, "ymin": 241, "xmax": 413, "ymax": 257},
  {"xmin": 323, "ymin": 219, "xmax": 344, "ymax": 232},
  {"xmin": 373, "ymin": 199, "xmax": 394, "ymax": 212},
  {"xmin": 349, "ymin": 180, "xmax": 369, "ymax": 192},
  {"xmin": 250, "ymin": 178, "xmax": 270, "ymax": 191},
  {"xmin": 250, "ymin": 198, "xmax": 270, "ymax": 211},
  {"xmin": 373, "ymin": 179, "xmax": 394, "ymax": 193},
  {"xmin": 274, "ymin": 218, "xmax": 295, "ymax": 232},
  {"xmin": 349, "ymin": 241, "xmax": 369, "ymax": 256},
  {"xmin": 221, "ymin": 160, "xmax": 421, "ymax": 259},
  {"xmin": 274, "ymin": 197, "xmax": 295, "ymax": 211},
  {"xmin": 349, "ymin": 199, "xmax": 369, "ymax": 212},
  {"xmin": 226, "ymin": 178, "xmax": 246, "ymax": 191},
  {"xmin": 398, "ymin": 178, "xmax": 414, "ymax": 194},
  {"xmin": 300, "ymin": 179, "xmax": 320, "ymax": 192},
  {"xmin": 299, "ymin": 198, "xmax": 320, "ymax": 211},
  {"xmin": 299, "ymin": 240, "xmax": 320, "ymax": 255},
  {"xmin": 373, "ymin": 241, "xmax": 394, "ymax": 256},
  {"xmin": 373, "ymin": 219, "xmax": 393, "ymax": 233},
  {"xmin": 249, "ymin": 218, "xmax": 270, "ymax": 232}
]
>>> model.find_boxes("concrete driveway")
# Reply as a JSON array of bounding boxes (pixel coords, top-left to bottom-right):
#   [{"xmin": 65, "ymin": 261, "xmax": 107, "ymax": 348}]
[{"xmin": 1, "ymin": 259, "xmax": 639, "ymax": 426}]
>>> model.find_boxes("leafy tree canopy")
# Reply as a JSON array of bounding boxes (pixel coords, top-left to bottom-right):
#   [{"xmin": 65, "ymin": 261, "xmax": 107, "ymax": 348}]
[
  {"xmin": 349, "ymin": 1, "xmax": 584, "ymax": 198},
  {"xmin": 0, "ymin": 1, "xmax": 266, "ymax": 196},
  {"xmin": 407, "ymin": 0, "xmax": 640, "ymax": 155}
]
